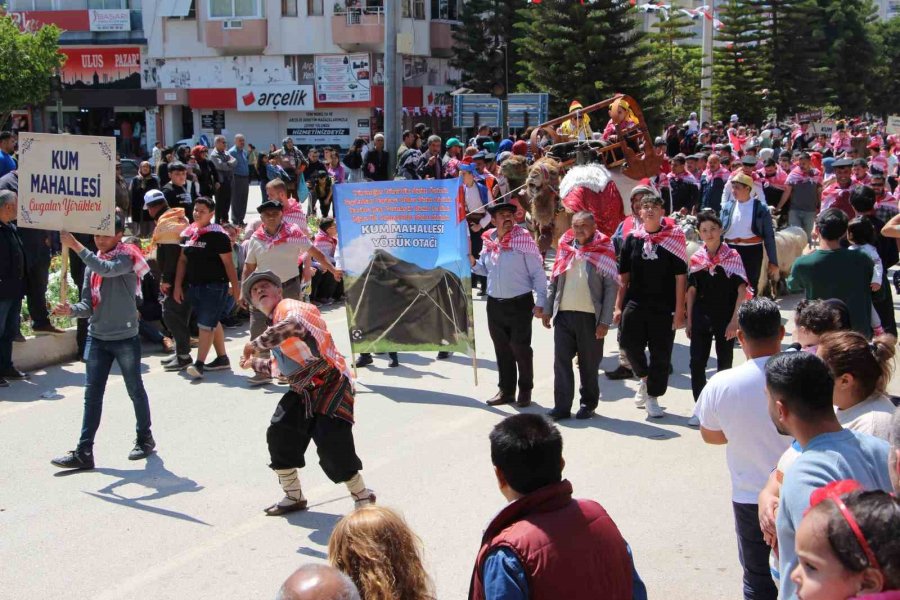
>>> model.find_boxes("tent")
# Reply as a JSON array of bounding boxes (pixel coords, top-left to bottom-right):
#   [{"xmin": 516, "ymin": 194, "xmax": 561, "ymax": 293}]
[{"xmin": 347, "ymin": 250, "xmax": 470, "ymax": 349}]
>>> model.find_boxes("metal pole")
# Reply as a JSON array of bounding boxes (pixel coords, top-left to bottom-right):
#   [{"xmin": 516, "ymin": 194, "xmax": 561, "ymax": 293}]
[
  {"xmin": 502, "ymin": 43, "xmax": 509, "ymax": 138},
  {"xmin": 384, "ymin": 0, "xmax": 401, "ymax": 176},
  {"xmin": 56, "ymin": 98, "xmax": 64, "ymax": 134},
  {"xmin": 699, "ymin": 0, "xmax": 714, "ymax": 124}
]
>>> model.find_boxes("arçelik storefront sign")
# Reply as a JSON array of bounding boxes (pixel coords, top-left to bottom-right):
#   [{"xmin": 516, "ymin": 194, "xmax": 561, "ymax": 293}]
[{"xmin": 236, "ymin": 85, "xmax": 315, "ymax": 112}]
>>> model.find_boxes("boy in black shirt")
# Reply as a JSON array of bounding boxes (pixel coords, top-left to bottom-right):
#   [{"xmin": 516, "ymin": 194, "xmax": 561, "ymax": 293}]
[
  {"xmin": 615, "ymin": 192, "xmax": 688, "ymax": 418},
  {"xmin": 161, "ymin": 162, "xmax": 198, "ymax": 223},
  {"xmin": 685, "ymin": 211, "xmax": 749, "ymax": 407}
]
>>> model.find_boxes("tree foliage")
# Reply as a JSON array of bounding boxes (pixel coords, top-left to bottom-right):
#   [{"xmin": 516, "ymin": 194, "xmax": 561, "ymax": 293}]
[
  {"xmin": 648, "ymin": 4, "xmax": 701, "ymax": 125},
  {"xmin": 819, "ymin": 0, "xmax": 878, "ymax": 116},
  {"xmin": 450, "ymin": 0, "xmax": 527, "ymax": 94},
  {"xmin": 0, "ymin": 16, "xmax": 64, "ymax": 127},
  {"xmin": 869, "ymin": 16, "xmax": 900, "ymax": 118},
  {"xmin": 712, "ymin": 0, "xmax": 768, "ymax": 124}
]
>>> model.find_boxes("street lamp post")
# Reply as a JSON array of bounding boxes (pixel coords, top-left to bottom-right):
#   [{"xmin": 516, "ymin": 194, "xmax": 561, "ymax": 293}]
[{"xmin": 699, "ymin": 0, "xmax": 715, "ymax": 124}]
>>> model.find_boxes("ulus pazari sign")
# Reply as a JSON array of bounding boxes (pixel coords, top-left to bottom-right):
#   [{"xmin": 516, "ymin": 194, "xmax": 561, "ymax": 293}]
[{"xmin": 17, "ymin": 133, "xmax": 116, "ymax": 236}]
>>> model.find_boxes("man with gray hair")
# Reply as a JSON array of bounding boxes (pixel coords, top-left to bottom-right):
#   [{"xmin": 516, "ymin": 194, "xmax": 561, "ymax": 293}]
[
  {"xmin": 0, "ymin": 189, "xmax": 28, "ymax": 387},
  {"xmin": 229, "ymin": 133, "xmax": 251, "ymax": 226},
  {"xmin": 891, "ymin": 405, "xmax": 900, "ymax": 494},
  {"xmin": 276, "ymin": 564, "xmax": 360, "ymax": 600},
  {"xmin": 415, "ymin": 135, "xmax": 445, "ymax": 180},
  {"xmin": 209, "ymin": 134, "xmax": 236, "ymax": 224}
]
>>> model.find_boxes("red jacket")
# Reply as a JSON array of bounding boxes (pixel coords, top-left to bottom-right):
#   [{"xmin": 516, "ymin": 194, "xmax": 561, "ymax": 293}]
[{"xmin": 469, "ymin": 480, "xmax": 633, "ymax": 600}]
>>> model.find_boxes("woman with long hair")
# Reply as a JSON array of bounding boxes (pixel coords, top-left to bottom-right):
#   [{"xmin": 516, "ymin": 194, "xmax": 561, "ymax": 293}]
[{"xmin": 328, "ymin": 506, "xmax": 434, "ymax": 600}]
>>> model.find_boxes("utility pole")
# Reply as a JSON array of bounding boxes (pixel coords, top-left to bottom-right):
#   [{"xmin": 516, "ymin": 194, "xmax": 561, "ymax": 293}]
[
  {"xmin": 384, "ymin": 0, "xmax": 401, "ymax": 175},
  {"xmin": 699, "ymin": 0, "xmax": 714, "ymax": 124}
]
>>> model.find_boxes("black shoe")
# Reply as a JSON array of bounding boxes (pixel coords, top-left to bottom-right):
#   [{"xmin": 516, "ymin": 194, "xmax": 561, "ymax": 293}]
[
  {"xmin": 186, "ymin": 361, "xmax": 204, "ymax": 379},
  {"xmin": 163, "ymin": 355, "xmax": 192, "ymax": 371},
  {"xmin": 0, "ymin": 377, "xmax": 8, "ymax": 388},
  {"xmin": 51, "ymin": 449, "xmax": 94, "ymax": 470},
  {"xmin": 388, "ymin": 356, "xmax": 399, "ymax": 368},
  {"xmin": 516, "ymin": 389, "xmax": 532, "ymax": 408},
  {"xmin": 355, "ymin": 354, "xmax": 373, "ymax": 367},
  {"xmin": 547, "ymin": 408, "xmax": 571, "ymax": 421},
  {"xmin": 486, "ymin": 390, "xmax": 515, "ymax": 406},
  {"xmin": 204, "ymin": 355, "xmax": 231, "ymax": 371},
  {"xmin": 128, "ymin": 435, "xmax": 156, "ymax": 460},
  {"xmin": 13, "ymin": 332, "xmax": 26, "ymax": 343},
  {"xmin": 0, "ymin": 367, "xmax": 28, "ymax": 380},
  {"xmin": 576, "ymin": 406, "xmax": 596, "ymax": 420},
  {"xmin": 604, "ymin": 365, "xmax": 634, "ymax": 380},
  {"xmin": 669, "ymin": 364, "xmax": 674, "ymax": 375},
  {"xmin": 436, "ymin": 351, "xmax": 452, "ymax": 360}
]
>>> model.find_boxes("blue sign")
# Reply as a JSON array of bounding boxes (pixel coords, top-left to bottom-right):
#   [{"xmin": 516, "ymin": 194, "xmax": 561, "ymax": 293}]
[
  {"xmin": 452, "ymin": 94, "xmax": 501, "ymax": 129},
  {"xmin": 507, "ymin": 93, "xmax": 549, "ymax": 129}
]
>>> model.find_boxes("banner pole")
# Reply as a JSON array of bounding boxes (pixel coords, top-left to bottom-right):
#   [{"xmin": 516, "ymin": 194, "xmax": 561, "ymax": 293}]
[
  {"xmin": 472, "ymin": 352, "xmax": 478, "ymax": 386},
  {"xmin": 60, "ymin": 247, "xmax": 69, "ymax": 305}
]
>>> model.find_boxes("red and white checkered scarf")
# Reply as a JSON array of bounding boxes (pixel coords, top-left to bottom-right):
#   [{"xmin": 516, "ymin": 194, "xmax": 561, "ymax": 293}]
[
  {"xmin": 551, "ymin": 229, "xmax": 619, "ymax": 282},
  {"xmin": 668, "ymin": 170, "xmax": 701, "ymax": 189},
  {"xmin": 272, "ymin": 299, "xmax": 353, "ymax": 383},
  {"xmin": 252, "ymin": 222, "xmax": 309, "ymax": 250},
  {"xmin": 282, "ymin": 198, "xmax": 310, "ymax": 236},
  {"xmin": 180, "ymin": 222, "xmax": 226, "ymax": 246},
  {"xmin": 481, "ymin": 225, "xmax": 541, "ymax": 261},
  {"xmin": 689, "ymin": 242, "xmax": 752, "ymax": 296},
  {"xmin": 90, "ymin": 242, "xmax": 150, "ymax": 308},
  {"xmin": 629, "ymin": 223, "xmax": 688, "ymax": 265},
  {"xmin": 703, "ymin": 166, "xmax": 731, "ymax": 183},
  {"xmin": 785, "ymin": 166, "xmax": 822, "ymax": 186},
  {"xmin": 313, "ymin": 230, "xmax": 337, "ymax": 258}
]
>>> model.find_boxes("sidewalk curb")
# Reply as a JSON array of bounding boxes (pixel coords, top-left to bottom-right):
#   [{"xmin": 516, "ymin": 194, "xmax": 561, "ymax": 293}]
[{"xmin": 12, "ymin": 328, "xmax": 78, "ymax": 372}]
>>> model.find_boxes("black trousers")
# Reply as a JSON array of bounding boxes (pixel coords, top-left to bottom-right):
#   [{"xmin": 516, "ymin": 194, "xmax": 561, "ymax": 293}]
[
  {"xmin": 620, "ymin": 304, "xmax": 675, "ymax": 398},
  {"xmin": 689, "ymin": 311, "xmax": 735, "ymax": 400},
  {"xmin": 267, "ymin": 391, "xmax": 362, "ymax": 484},
  {"xmin": 311, "ymin": 269, "xmax": 341, "ymax": 301},
  {"xmin": 487, "ymin": 294, "xmax": 535, "ymax": 394},
  {"xmin": 553, "ymin": 311, "xmax": 604, "ymax": 412},
  {"xmin": 69, "ymin": 247, "xmax": 88, "ymax": 355},
  {"xmin": 162, "ymin": 294, "xmax": 193, "ymax": 356},
  {"xmin": 733, "ymin": 502, "xmax": 778, "ymax": 600},
  {"xmin": 470, "ymin": 225, "xmax": 486, "ymax": 291},
  {"xmin": 733, "ymin": 243, "xmax": 764, "ymax": 296},
  {"xmin": 873, "ymin": 272, "xmax": 897, "ymax": 336},
  {"xmin": 25, "ymin": 250, "xmax": 51, "ymax": 327},
  {"xmin": 214, "ymin": 178, "xmax": 232, "ymax": 224}
]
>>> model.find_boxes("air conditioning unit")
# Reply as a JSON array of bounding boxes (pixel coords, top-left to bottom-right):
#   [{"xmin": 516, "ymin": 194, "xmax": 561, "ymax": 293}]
[{"xmin": 223, "ymin": 20, "xmax": 243, "ymax": 29}]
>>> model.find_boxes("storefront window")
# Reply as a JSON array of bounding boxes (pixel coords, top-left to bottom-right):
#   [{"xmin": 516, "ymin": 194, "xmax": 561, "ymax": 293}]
[
  {"xmin": 282, "ymin": 0, "xmax": 298, "ymax": 16},
  {"xmin": 307, "ymin": 0, "xmax": 323, "ymax": 15},
  {"xmin": 430, "ymin": 0, "xmax": 458, "ymax": 20},
  {"xmin": 88, "ymin": 0, "xmax": 127, "ymax": 8},
  {"xmin": 209, "ymin": 0, "xmax": 261, "ymax": 18},
  {"xmin": 9, "ymin": 0, "xmax": 57, "ymax": 9}
]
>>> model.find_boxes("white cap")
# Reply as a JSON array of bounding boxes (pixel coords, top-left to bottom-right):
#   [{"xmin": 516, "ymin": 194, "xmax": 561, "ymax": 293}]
[
  {"xmin": 730, "ymin": 114, "xmax": 739, "ymax": 123},
  {"xmin": 143, "ymin": 189, "xmax": 166, "ymax": 208}
]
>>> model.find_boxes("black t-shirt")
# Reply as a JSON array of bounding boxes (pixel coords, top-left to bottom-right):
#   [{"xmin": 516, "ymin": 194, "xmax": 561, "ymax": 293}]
[
  {"xmin": 163, "ymin": 182, "xmax": 197, "ymax": 222},
  {"xmin": 688, "ymin": 267, "xmax": 745, "ymax": 323},
  {"xmin": 181, "ymin": 231, "xmax": 232, "ymax": 285},
  {"xmin": 619, "ymin": 233, "xmax": 688, "ymax": 312}
]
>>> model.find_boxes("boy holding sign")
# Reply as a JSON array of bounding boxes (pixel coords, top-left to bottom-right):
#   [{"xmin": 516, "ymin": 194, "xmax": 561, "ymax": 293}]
[{"xmin": 50, "ymin": 214, "xmax": 156, "ymax": 470}]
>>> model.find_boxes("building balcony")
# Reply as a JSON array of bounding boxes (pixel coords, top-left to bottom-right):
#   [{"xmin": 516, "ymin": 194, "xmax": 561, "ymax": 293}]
[
  {"xmin": 331, "ymin": 7, "xmax": 386, "ymax": 50},
  {"xmin": 429, "ymin": 20, "xmax": 456, "ymax": 57},
  {"xmin": 204, "ymin": 18, "xmax": 267, "ymax": 53}
]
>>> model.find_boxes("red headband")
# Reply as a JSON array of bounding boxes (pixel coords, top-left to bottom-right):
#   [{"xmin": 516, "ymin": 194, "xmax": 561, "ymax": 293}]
[{"xmin": 808, "ymin": 480, "xmax": 882, "ymax": 574}]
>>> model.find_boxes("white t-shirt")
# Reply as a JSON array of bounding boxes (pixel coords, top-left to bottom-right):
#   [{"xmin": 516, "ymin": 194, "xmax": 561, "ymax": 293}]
[
  {"xmin": 836, "ymin": 393, "xmax": 896, "ymax": 440},
  {"xmin": 695, "ymin": 356, "xmax": 792, "ymax": 503},
  {"xmin": 245, "ymin": 236, "xmax": 311, "ymax": 284},
  {"xmin": 726, "ymin": 198, "xmax": 756, "ymax": 241}
]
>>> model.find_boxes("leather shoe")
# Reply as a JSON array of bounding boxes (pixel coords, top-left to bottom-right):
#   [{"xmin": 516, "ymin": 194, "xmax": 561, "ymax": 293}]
[
  {"xmin": 486, "ymin": 390, "xmax": 514, "ymax": 406},
  {"xmin": 604, "ymin": 365, "xmax": 634, "ymax": 380},
  {"xmin": 263, "ymin": 498, "xmax": 308, "ymax": 516},
  {"xmin": 355, "ymin": 354, "xmax": 373, "ymax": 368},
  {"xmin": 575, "ymin": 406, "xmax": 596, "ymax": 420},
  {"xmin": 516, "ymin": 389, "xmax": 532, "ymax": 408},
  {"xmin": 547, "ymin": 408, "xmax": 571, "ymax": 421},
  {"xmin": 0, "ymin": 367, "xmax": 28, "ymax": 380}
]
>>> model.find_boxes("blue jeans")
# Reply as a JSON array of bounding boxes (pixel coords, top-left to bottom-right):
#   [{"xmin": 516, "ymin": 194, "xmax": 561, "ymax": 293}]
[
  {"xmin": 78, "ymin": 335, "xmax": 152, "ymax": 451},
  {"xmin": 187, "ymin": 282, "xmax": 228, "ymax": 330},
  {"xmin": 0, "ymin": 297, "xmax": 22, "ymax": 370},
  {"xmin": 733, "ymin": 502, "xmax": 778, "ymax": 600},
  {"xmin": 138, "ymin": 320, "xmax": 165, "ymax": 344}
]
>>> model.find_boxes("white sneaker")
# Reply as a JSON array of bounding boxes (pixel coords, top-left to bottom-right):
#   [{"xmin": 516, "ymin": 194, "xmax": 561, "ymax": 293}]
[
  {"xmin": 645, "ymin": 396, "xmax": 664, "ymax": 418},
  {"xmin": 687, "ymin": 414, "xmax": 701, "ymax": 427},
  {"xmin": 634, "ymin": 379, "xmax": 648, "ymax": 408}
]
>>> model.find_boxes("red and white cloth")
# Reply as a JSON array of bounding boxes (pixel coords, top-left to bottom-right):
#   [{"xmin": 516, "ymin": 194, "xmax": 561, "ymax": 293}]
[
  {"xmin": 667, "ymin": 170, "xmax": 701, "ymax": 189},
  {"xmin": 785, "ymin": 166, "xmax": 822, "ymax": 186},
  {"xmin": 689, "ymin": 242, "xmax": 753, "ymax": 297},
  {"xmin": 821, "ymin": 182, "xmax": 856, "ymax": 217},
  {"xmin": 628, "ymin": 224, "xmax": 688, "ymax": 265},
  {"xmin": 313, "ymin": 231, "xmax": 337, "ymax": 258},
  {"xmin": 703, "ymin": 166, "xmax": 731, "ymax": 183},
  {"xmin": 757, "ymin": 167, "xmax": 788, "ymax": 191},
  {"xmin": 180, "ymin": 222, "xmax": 226, "ymax": 246},
  {"xmin": 282, "ymin": 198, "xmax": 310, "ymax": 236},
  {"xmin": 481, "ymin": 225, "xmax": 541, "ymax": 262},
  {"xmin": 551, "ymin": 229, "xmax": 619, "ymax": 282},
  {"xmin": 90, "ymin": 242, "xmax": 150, "ymax": 308},
  {"xmin": 251, "ymin": 222, "xmax": 309, "ymax": 251}
]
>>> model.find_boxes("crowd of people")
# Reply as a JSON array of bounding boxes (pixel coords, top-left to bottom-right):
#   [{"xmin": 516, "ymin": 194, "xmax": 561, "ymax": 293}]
[{"xmin": 2, "ymin": 107, "xmax": 900, "ymax": 599}]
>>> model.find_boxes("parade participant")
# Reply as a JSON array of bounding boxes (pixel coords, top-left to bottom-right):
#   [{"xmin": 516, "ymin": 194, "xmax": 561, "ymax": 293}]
[
  {"xmin": 667, "ymin": 154, "xmax": 701, "ymax": 213},
  {"xmin": 543, "ymin": 212, "xmax": 619, "ymax": 421},
  {"xmin": 766, "ymin": 352, "xmax": 892, "ymax": 599},
  {"xmin": 239, "ymin": 270, "xmax": 375, "ymax": 515},
  {"xmin": 174, "ymin": 197, "xmax": 240, "ymax": 379},
  {"xmin": 777, "ymin": 152, "xmax": 822, "ymax": 242},
  {"xmin": 790, "ymin": 485, "xmax": 900, "ymax": 600},
  {"xmin": 818, "ymin": 330, "xmax": 897, "ymax": 440},
  {"xmin": 191, "ymin": 145, "xmax": 218, "ymax": 199},
  {"xmin": 473, "ymin": 152, "xmax": 499, "ymax": 197},
  {"xmin": 789, "ymin": 209, "xmax": 874, "ymax": 337},
  {"xmin": 853, "ymin": 158, "xmax": 872, "ymax": 187},
  {"xmin": 459, "ymin": 161, "xmax": 493, "ymax": 297},
  {"xmin": 364, "ymin": 134, "xmax": 390, "ymax": 182},
  {"xmin": 310, "ymin": 218, "xmax": 342, "ymax": 305},
  {"xmin": 123, "ymin": 236, "xmax": 173, "ymax": 354},
  {"xmin": 50, "ymin": 217, "xmax": 154, "ymax": 470},
  {"xmin": 831, "ymin": 122, "xmax": 852, "ymax": 155},
  {"xmin": 602, "ymin": 97, "xmax": 639, "ymax": 142},
  {"xmin": 209, "ymin": 135, "xmax": 236, "ymax": 224},
  {"xmin": 757, "ymin": 158, "xmax": 788, "ymax": 210},
  {"xmin": 869, "ymin": 142, "xmax": 890, "ymax": 175},
  {"xmin": 328, "ymin": 506, "xmax": 434, "ymax": 600},
  {"xmin": 305, "ymin": 148, "xmax": 326, "ymax": 182},
  {"xmin": 277, "ymin": 564, "xmax": 361, "ymax": 600},
  {"xmin": 694, "ymin": 298, "xmax": 789, "ymax": 600},
  {"xmin": 559, "ymin": 100, "xmax": 593, "ymax": 141},
  {"xmin": 686, "ymin": 211, "xmax": 749, "ymax": 405},
  {"xmin": 721, "ymin": 173, "xmax": 778, "ymax": 296},
  {"xmin": 416, "ymin": 135, "xmax": 444, "ymax": 180},
  {"xmin": 161, "ymin": 161, "xmax": 198, "ymax": 222},
  {"xmin": 614, "ymin": 190, "xmax": 688, "ymax": 418},
  {"xmin": 872, "ymin": 173, "xmax": 897, "ymax": 208},
  {"xmin": 442, "ymin": 137, "xmax": 464, "ymax": 178},
  {"xmin": 129, "ymin": 161, "xmax": 159, "ymax": 237},
  {"xmin": 685, "ymin": 153, "xmax": 701, "ymax": 180},
  {"xmin": 473, "ymin": 202, "xmax": 547, "ymax": 408},
  {"xmin": 700, "ymin": 153, "xmax": 730, "ymax": 213},
  {"xmin": 846, "ymin": 216, "xmax": 889, "ymax": 336},
  {"xmin": 229, "ymin": 134, "xmax": 251, "ymax": 226},
  {"xmin": 0, "ymin": 190, "xmax": 27, "ymax": 388},
  {"xmin": 791, "ymin": 120, "xmax": 815, "ymax": 151},
  {"xmin": 265, "ymin": 178, "xmax": 309, "ymax": 235},
  {"xmin": 469, "ymin": 414, "xmax": 637, "ymax": 600}
]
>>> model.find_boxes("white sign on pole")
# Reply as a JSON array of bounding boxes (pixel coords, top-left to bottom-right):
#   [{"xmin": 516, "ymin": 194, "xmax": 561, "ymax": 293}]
[
  {"xmin": 236, "ymin": 85, "xmax": 315, "ymax": 112},
  {"xmin": 886, "ymin": 115, "xmax": 900, "ymax": 135},
  {"xmin": 88, "ymin": 9, "xmax": 131, "ymax": 32},
  {"xmin": 811, "ymin": 122, "xmax": 835, "ymax": 138},
  {"xmin": 17, "ymin": 133, "xmax": 117, "ymax": 236},
  {"xmin": 286, "ymin": 111, "xmax": 356, "ymax": 149},
  {"xmin": 314, "ymin": 53, "xmax": 371, "ymax": 103}
]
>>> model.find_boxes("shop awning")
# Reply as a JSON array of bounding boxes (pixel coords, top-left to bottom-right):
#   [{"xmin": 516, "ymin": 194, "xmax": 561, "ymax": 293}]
[{"xmin": 158, "ymin": 0, "xmax": 193, "ymax": 17}]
